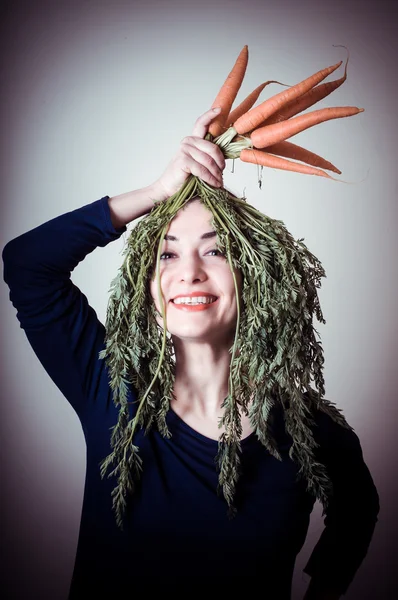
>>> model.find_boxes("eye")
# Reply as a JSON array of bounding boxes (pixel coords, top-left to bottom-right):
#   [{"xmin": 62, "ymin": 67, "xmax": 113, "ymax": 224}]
[
  {"xmin": 159, "ymin": 252, "xmax": 175, "ymax": 260},
  {"xmin": 207, "ymin": 248, "xmax": 225, "ymax": 257}
]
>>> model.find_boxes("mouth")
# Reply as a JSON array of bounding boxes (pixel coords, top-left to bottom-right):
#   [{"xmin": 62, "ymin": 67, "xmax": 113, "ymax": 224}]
[
  {"xmin": 170, "ymin": 296, "xmax": 219, "ymax": 312},
  {"xmin": 171, "ymin": 296, "xmax": 218, "ymax": 306}
]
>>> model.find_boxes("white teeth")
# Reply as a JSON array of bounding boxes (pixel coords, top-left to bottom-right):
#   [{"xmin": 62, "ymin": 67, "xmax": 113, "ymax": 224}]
[{"xmin": 173, "ymin": 296, "xmax": 217, "ymax": 305}]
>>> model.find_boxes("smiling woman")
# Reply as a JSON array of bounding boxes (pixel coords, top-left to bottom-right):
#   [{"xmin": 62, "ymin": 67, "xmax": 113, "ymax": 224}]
[
  {"xmin": 2, "ymin": 107, "xmax": 379, "ymax": 599},
  {"xmin": 148, "ymin": 198, "xmax": 247, "ymax": 441},
  {"xmin": 149, "ymin": 199, "xmax": 241, "ymax": 342},
  {"xmin": 102, "ymin": 163, "xmax": 341, "ymax": 525}
]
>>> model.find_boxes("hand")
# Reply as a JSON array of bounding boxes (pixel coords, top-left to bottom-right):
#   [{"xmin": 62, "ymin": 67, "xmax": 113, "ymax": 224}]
[{"xmin": 152, "ymin": 107, "xmax": 226, "ymax": 201}]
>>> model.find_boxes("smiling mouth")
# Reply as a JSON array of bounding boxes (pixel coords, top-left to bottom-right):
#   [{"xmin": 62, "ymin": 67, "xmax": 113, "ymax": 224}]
[
  {"xmin": 171, "ymin": 297, "xmax": 218, "ymax": 306},
  {"xmin": 170, "ymin": 297, "xmax": 219, "ymax": 311}
]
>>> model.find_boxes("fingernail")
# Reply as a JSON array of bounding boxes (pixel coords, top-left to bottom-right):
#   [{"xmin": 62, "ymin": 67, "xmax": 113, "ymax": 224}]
[{"xmin": 212, "ymin": 107, "xmax": 221, "ymax": 113}]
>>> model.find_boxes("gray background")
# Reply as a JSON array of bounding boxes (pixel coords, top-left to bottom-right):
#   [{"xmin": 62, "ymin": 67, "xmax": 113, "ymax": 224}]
[{"xmin": 1, "ymin": 0, "xmax": 397, "ymax": 598}]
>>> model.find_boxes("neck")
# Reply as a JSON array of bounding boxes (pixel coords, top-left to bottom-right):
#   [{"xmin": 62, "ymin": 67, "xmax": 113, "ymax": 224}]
[{"xmin": 172, "ymin": 337, "xmax": 233, "ymax": 417}]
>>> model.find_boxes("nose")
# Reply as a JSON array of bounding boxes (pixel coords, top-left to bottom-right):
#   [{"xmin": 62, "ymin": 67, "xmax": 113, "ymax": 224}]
[{"xmin": 179, "ymin": 255, "xmax": 207, "ymax": 284}]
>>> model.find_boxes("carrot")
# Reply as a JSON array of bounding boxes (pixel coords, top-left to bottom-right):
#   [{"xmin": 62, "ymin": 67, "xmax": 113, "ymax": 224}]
[
  {"xmin": 250, "ymin": 106, "xmax": 364, "ymax": 149},
  {"xmin": 223, "ymin": 80, "xmax": 290, "ymax": 132},
  {"xmin": 208, "ymin": 45, "xmax": 249, "ymax": 138},
  {"xmin": 261, "ymin": 50, "xmax": 349, "ymax": 127},
  {"xmin": 240, "ymin": 148, "xmax": 333, "ymax": 179},
  {"xmin": 263, "ymin": 140, "xmax": 341, "ymax": 173},
  {"xmin": 233, "ymin": 60, "xmax": 342, "ymax": 135}
]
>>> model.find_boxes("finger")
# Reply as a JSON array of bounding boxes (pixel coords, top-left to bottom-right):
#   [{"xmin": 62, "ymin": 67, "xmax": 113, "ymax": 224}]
[
  {"xmin": 181, "ymin": 143, "xmax": 224, "ymax": 184},
  {"xmin": 191, "ymin": 107, "xmax": 221, "ymax": 138},
  {"xmin": 181, "ymin": 136, "xmax": 226, "ymax": 172},
  {"xmin": 181, "ymin": 156, "xmax": 224, "ymax": 189}
]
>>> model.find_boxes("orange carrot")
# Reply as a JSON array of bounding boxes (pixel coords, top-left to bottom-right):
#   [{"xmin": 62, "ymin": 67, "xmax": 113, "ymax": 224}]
[
  {"xmin": 208, "ymin": 45, "xmax": 249, "ymax": 138},
  {"xmin": 233, "ymin": 60, "xmax": 342, "ymax": 135},
  {"xmin": 263, "ymin": 140, "xmax": 341, "ymax": 173},
  {"xmin": 262, "ymin": 51, "xmax": 349, "ymax": 127},
  {"xmin": 240, "ymin": 148, "xmax": 333, "ymax": 179},
  {"xmin": 223, "ymin": 80, "xmax": 290, "ymax": 132},
  {"xmin": 250, "ymin": 106, "xmax": 364, "ymax": 149}
]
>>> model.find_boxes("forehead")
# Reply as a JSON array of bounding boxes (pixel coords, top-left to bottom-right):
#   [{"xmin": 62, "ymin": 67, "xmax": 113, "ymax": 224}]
[{"xmin": 165, "ymin": 200, "xmax": 213, "ymax": 237}]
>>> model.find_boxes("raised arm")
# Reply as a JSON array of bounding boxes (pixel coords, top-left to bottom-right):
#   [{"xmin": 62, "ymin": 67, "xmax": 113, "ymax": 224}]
[
  {"xmin": 2, "ymin": 196, "xmax": 128, "ymax": 419},
  {"xmin": 2, "ymin": 108, "xmax": 226, "ymax": 422}
]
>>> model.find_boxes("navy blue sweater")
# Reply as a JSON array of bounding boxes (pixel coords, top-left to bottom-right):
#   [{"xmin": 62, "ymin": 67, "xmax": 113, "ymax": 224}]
[{"xmin": 2, "ymin": 196, "xmax": 380, "ymax": 598}]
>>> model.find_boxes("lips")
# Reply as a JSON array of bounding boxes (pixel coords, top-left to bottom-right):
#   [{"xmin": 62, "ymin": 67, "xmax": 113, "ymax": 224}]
[{"xmin": 171, "ymin": 298, "xmax": 219, "ymax": 312}]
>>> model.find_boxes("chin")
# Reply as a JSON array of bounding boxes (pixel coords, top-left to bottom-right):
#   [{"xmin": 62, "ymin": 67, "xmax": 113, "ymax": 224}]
[
  {"xmin": 170, "ymin": 324, "xmax": 237, "ymax": 346},
  {"xmin": 155, "ymin": 309, "xmax": 237, "ymax": 344}
]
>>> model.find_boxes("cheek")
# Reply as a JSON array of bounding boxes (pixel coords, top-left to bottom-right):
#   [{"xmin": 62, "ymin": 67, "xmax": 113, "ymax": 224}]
[
  {"xmin": 149, "ymin": 272, "xmax": 168, "ymax": 310},
  {"xmin": 149, "ymin": 280, "xmax": 160, "ymax": 310},
  {"xmin": 148, "ymin": 273, "xmax": 159, "ymax": 307}
]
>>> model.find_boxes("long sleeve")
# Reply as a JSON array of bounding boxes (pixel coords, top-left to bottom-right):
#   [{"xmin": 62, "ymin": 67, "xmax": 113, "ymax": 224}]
[
  {"xmin": 303, "ymin": 409, "xmax": 380, "ymax": 596},
  {"xmin": 2, "ymin": 196, "xmax": 127, "ymax": 422}
]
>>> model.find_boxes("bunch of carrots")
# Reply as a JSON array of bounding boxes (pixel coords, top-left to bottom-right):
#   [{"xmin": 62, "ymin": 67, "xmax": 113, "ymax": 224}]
[{"xmin": 207, "ymin": 45, "xmax": 362, "ymax": 179}]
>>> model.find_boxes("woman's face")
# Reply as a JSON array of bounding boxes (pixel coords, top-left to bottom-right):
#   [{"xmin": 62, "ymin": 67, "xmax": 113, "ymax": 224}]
[{"xmin": 149, "ymin": 200, "xmax": 242, "ymax": 345}]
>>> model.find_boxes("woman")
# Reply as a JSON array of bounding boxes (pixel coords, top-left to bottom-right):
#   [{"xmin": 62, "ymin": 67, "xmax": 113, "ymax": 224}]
[{"xmin": 2, "ymin": 108, "xmax": 379, "ymax": 599}]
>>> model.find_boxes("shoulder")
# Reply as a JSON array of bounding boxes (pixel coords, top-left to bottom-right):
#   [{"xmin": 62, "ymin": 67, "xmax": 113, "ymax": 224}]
[
  {"xmin": 306, "ymin": 400, "xmax": 374, "ymax": 487},
  {"xmin": 310, "ymin": 404, "xmax": 361, "ymax": 461},
  {"xmin": 301, "ymin": 391, "xmax": 358, "ymax": 449}
]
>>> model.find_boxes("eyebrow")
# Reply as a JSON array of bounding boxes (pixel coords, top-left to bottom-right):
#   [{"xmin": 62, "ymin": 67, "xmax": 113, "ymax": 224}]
[{"xmin": 164, "ymin": 230, "xmax": 217, "ymax": 242}]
